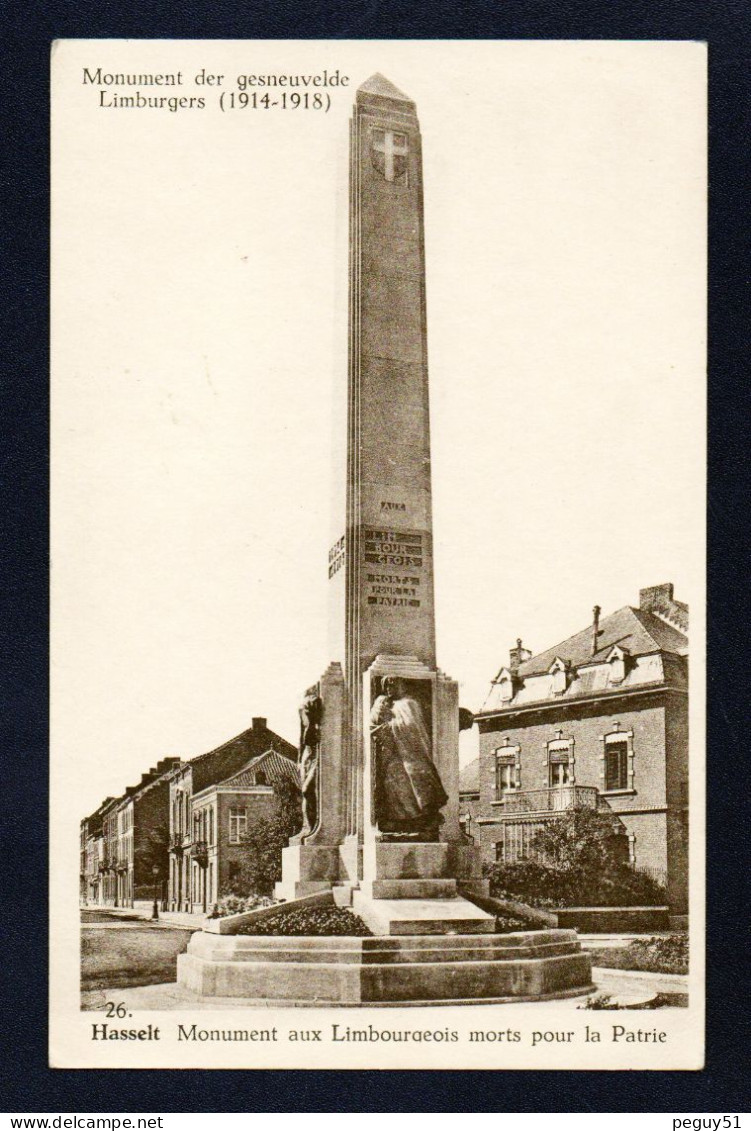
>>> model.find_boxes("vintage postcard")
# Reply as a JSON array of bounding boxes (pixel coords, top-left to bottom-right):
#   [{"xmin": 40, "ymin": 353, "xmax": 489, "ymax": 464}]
[{"xmin": 50, "ymin": 39, "xmax": 706, "ymax": 1070}]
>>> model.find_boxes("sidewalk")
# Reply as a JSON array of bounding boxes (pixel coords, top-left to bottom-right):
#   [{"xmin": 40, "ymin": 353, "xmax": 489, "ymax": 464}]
[
  {"xmin": 81, "ymin": 905, "xmax": 207, "ymax": 930},
  {"xmin": 578, "ymin": 932, "xmax": 673, "ymax": 950},
  {"xmin": 153, "ymin": 909, "xmax": 208, "ymax": 929}
]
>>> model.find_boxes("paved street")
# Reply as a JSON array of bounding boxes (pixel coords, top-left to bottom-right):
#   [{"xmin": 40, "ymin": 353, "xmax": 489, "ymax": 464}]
[{"xmin": 81, "ymin": 907, "xmax": 199, "ymax": 995}]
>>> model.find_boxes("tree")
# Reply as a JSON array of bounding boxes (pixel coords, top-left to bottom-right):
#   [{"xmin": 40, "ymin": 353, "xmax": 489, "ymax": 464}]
[
  {"xmin": 136, "ymin": 817, "xmax": 170, "ymax": 878},
  {"xmin": 486, "ymin": 808, "xmax": 666, "ymax": 908},
  {"xmin": 531, "ymin": 808, "xmax": 628, "ymax": 875},
  {"xmin": 135, "ymin": 817, "xmax": 171, "ymax": 901},
  {"xmin": 237, "ymin": 777, "xmax": 303, "ymax": 897}
]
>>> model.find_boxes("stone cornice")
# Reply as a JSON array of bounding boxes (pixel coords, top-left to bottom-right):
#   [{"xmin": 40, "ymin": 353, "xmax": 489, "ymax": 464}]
[{"xmin": 475, "ymin": 681, "xmax": 687, "ymax": 723}]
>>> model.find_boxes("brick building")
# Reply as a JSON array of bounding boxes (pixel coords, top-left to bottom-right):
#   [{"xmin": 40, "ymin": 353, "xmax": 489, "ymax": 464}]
[
  {"xmin": 458, "ymin": 759, "xmax": 480, "ymax": 844},
  {"xmin": 167, "ymin": 717, "xmax": 297, "ymax": 913},
  {"xmin": 473, "ymin": 584, "xmax": 689, "ymax": 916},
  {"xmin": 81, "ymin": 801, "xmax": 109, "ymax": 905},
  {"xmin": 190, "ymin": 750, "xmax": 300, "ymax": 912},
  {"xmin": 101, "ymin": 797, "xmax": 120, "ymax": 905},
  {"xmin": 114, "ymin": 757, "xmax": 180, "ymax": 908}
]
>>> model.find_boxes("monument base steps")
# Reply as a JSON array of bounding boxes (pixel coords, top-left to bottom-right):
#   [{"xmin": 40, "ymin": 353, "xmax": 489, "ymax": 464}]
[
  {"xmin": 351, "ymin": 839, "xmax": 493, "ymax": 934},
  {"xmin": 352, "ymin": 892, "xmax": 495, "ymax": 936},
  {"xmin": 177, "ymin": 930, "xmax": 593, "ymax": 1004}
]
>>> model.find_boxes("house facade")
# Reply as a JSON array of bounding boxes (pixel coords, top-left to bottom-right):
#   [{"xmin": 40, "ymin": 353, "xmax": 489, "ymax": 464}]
[
  {"xmin": 81, "ymin": 801, "xmax": 109, "ymax": 905},
  {"xmin": 114, "ymin": 756, "xmax": 180, "ymax": 908},
  {"xmin": 101, "ymin": 797, "xmax": 121, "ymax": 905},
  {"xmin": 189, "ymin": 750, "xmax": 300, "ymax": 912},
  {"xmin": 167, "ymin": 717, "xmax": 297, "ymax": 913},
  {"xmin": 474, "ymin": 584, "xmax": 689, "ymax": 917},
  {"xmin": 458, "ymin": 758, "xmax": 481, "ymax": 844},
  {"xmin": 80, "ymin": 760, "xmax": 179, "ymax": 909}
]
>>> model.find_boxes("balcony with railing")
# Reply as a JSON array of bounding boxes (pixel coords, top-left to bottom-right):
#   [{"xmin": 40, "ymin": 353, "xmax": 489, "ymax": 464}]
[
  {"xmin": 169, "ymin": 831, "xmax": 190, "ymax": 853},
  {"xmin": 493, "ymin": 785, "xmax": 601, "ymax": 816},
  {"xmin": 192, "ymin": 839, "xmax": 209, "ymax": 868}
]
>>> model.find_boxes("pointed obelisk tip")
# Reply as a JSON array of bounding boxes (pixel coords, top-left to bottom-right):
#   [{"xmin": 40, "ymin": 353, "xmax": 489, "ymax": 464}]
[{"xmin": 357, "ymin": 73, "xmax": 413, "ymax": 103}]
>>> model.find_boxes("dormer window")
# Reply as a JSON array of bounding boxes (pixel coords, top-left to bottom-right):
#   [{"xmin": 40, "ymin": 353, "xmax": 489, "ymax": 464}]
[
  {"xmin": 496, "ymin": 667, "xmax": 514, "ymax": 703},
  {"xmin": 606, "ymin": 645, "xmax": 628, "ymax": 684},
  {"xmin": 549, "ymin": 657, "xmax": 568, "ymax": 695}
]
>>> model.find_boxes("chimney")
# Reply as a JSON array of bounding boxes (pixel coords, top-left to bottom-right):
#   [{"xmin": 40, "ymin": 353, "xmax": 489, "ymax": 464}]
[
  {"xmin": 509, "ymin": 638, "xmax": 531, "ymax": 671},
  {"xmin": 639, "ymin": 583, "xmax": 674, "ymax": 612},
  {"xmin": 156, "ymin": 756, "xmax": 180, "ymax": 772},
  {"xmin": 252, "ymin": 716, "xmax": 267, "ymax": 731},
  {"xmin": 591, "ymin": 605, "xmax": 601, "ymax": 655}
]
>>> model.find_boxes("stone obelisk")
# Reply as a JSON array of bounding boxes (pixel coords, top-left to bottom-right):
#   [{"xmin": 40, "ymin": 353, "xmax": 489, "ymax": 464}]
[{"xmin": 279, "ymin": 76, "xmax": 490, "ymax": 932}]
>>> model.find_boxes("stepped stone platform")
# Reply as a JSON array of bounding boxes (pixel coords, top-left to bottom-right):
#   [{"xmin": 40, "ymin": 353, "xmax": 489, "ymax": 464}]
[
  {"xmin": 180, "ymin": 841, "xmax": 593, "ymax": 1006},
  {"xmin": 177, "ymin": 928, "xmax": 593, "ymax": 1005}
]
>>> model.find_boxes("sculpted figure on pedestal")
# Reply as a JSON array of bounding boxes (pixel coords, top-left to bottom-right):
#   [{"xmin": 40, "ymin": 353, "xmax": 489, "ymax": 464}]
[
  {"xmin": 298, "ymin": 687, "xmax": 322, "ymax": 837},
  {"xmin": 370, "ymin": 676, "xmax": 448, "ymax": 841}
]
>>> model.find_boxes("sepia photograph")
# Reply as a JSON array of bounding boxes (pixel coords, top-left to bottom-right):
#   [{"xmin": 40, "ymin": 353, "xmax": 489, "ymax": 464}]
[{"xmin": 51, "ymin": 39, "xmax": 705, "ymax": 1070}]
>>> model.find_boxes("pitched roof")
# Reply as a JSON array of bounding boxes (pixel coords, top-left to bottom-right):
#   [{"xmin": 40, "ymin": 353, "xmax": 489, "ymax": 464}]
[
  {"xmin": 187, "ymin": 722, "xmax": 296, "ymax": 794},
  {"xmin": 519, "ymin": 604, "xmax": 688, "ymax": 678},
  {"xmin": 459, "ymin": 757, "xmax": 479, "ymax": 794},
  {"xmin": 208, "ymin": 749, "xmax": 299, "ymax": 793}
]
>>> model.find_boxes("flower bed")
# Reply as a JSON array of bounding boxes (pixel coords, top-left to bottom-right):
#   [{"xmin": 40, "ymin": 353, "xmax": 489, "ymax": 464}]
[
  {"xmin": 211, "ymin": 894, "xmax": 278, "ymax": 919},
  {"xmin": 236, "ymin": 905, "xmax": 373, "ymax": 937},
  {"xmin": 494, "ymin": 914, "xmax": 533, "ymax": 933}
]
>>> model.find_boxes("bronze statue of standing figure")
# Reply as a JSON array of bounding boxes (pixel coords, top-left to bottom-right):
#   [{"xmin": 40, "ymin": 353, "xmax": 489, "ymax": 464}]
[
  {"xmin": 298, "ymin": 686, "xmax": 322, "ymax": 837},
  {"xmin": 370, "ymin": 676, "xmax": 448, "ymax": 841}
]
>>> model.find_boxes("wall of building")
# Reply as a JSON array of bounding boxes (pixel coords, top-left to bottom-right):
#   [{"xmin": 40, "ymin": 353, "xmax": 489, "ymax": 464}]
[
  {"xmin": 664, "ymin": 690, "xmax": 689, "ymax": 913},
  {"xmin": 133, "ymin": 779, "xmax": 170, "ymax": 901},
  {"xmin": 476, "ymin": 692, "xmax": 685, "ymax": 905},
  {"xmin": 214, "ymin": 788, "xmax": 279, "ymax": 901},
  {"xmin": 168, "ymin": 767, "xmax": 193, "ymax": 912}
]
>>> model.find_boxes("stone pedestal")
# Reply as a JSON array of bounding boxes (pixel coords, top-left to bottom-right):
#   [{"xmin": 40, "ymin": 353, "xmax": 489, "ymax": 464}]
[
  {"xmin": 275, "ymin": 662, "xmax": 359, "ymax": 900},
  {"xmin": 178, "ymin": 927, "xmax": 594, "ymax": 1004},
  {"xmin": 276, "ymin": 653, "xmax": 487, "ymax": 926},
  {"xmin": 353, "ymin": 839, "xmax": 492, "ymax": 935}
]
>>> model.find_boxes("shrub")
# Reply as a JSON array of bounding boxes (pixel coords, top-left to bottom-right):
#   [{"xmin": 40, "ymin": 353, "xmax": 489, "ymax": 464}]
[
  {"xmin": 578, "ymin": 993, "xmax": 622, "ymax": 1011},
  {"xmin": 532, "ymin": 808, "xmax": 627, "ymax": 874},
  {"xmin": 236, "ymin": 905, "xmax": 372, "ymax": 937}
]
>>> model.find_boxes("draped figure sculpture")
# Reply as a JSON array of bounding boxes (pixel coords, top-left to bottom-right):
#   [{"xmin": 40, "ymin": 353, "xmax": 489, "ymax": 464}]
[
  {"xmin": 369, "ymin": 676, "xmax": 448, "ymax": 840},
  {"xmin": 298, "ymin": 686, "xmax": 322, "ymax": 837}
]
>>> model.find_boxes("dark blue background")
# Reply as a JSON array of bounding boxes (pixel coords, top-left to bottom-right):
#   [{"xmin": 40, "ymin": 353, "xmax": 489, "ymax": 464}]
[{"xmin": 2, "ymin": 0, "xmax": 749, "ymax": 1112}]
